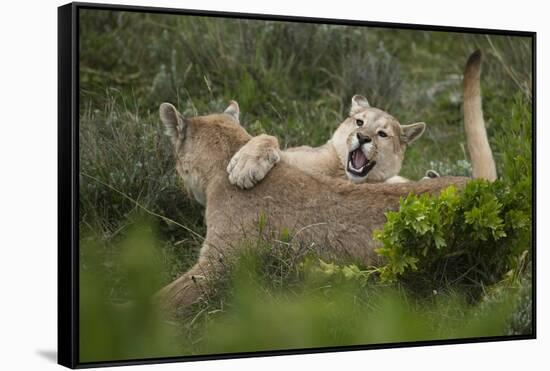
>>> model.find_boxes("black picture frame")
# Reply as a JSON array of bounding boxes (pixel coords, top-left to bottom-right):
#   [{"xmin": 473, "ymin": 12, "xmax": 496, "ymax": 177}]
[{"xmin": 58, "ymin": 2, "xmax": 537, "ymax": 368}]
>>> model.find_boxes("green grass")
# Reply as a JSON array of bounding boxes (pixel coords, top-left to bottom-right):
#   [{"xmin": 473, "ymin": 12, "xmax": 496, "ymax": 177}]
[
  {"xmin": 80, "ymin": 222, "xmax": 531, "ymax": 361},
  {"xmin": 78, "ymin": 9, "xmax": 533, "ymax": 362}
]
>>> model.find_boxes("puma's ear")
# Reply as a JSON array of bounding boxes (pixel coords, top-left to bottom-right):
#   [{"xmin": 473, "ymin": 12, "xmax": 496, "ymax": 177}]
[
  {"xmin": 224, "ymin": 100, "xmax": 240, "ymax": 124},
  {"xmin": 160, "ymin": 103, "xmax": 187, "ymax": 144},
  {"xmin": 349, "ymin": 95, "xmax": 370, "ymax": 116},
  {"xmin": 401, "ymin": 122, "xmax": 426, "ymax": 144}
]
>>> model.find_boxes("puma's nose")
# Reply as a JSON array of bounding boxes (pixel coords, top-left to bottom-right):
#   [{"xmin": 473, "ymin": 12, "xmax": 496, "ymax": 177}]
[{"xmin": 357, "ymin": 132, "xmax": 371, "ymax": 145}]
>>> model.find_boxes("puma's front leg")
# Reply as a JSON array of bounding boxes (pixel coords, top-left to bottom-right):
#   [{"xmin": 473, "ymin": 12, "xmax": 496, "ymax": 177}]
[{"xmin": 227, "ymin": 134, "xmax": 281, "ymax": 189}]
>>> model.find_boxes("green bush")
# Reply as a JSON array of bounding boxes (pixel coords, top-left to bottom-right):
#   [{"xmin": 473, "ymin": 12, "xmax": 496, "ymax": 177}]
[
  {"xmin": 374, "ymin": 180, "xmax": 531, "ymax": 289},
  {"xmin": 373, "ymin": 92, "xmax": 532, "ymax": 303}
]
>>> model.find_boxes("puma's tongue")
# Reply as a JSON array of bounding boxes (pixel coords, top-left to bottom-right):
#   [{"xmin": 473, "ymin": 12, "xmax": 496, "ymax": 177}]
[{"xmin": 351, "ymin": 148, "xmax": 368, "ymax": 169}]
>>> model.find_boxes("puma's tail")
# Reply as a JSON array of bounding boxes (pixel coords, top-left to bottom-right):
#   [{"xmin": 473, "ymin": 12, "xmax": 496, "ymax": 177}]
[{"xmin": 463, "ymin": 50, "xmax": 497, "ymax": 181}]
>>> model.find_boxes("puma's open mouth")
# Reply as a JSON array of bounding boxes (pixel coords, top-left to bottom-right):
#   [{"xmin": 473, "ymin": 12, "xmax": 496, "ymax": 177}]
[{"xmin": 346, "ymin": 147, "xmax": 376, "ymax": 178}]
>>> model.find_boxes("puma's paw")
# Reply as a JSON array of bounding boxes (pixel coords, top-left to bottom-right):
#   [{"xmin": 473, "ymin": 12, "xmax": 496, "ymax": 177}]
[
  {"xmin": 422, "ymin": 169, "xmax": 441, "ymax": 180},
  {"xmin": 227, "ymin": 144, "xmax": 280, "ymax": 189}
]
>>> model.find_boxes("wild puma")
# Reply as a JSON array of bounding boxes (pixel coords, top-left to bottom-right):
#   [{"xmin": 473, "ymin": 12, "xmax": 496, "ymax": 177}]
[
  {"xmin": 156, "ymin": 51, "xmax": 495, "ymax": 310},
  {"xmin": 226, "ymin": 50, "xmax": 495, "ymax": 189}
]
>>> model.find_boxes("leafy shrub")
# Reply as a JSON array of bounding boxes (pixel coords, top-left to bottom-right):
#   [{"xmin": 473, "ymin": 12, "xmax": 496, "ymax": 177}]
[
  {"xmin": 374, "ymin": 180, "xmax": 531, "ymax": 290},
  {"xmin": 373, "ymin": 91, "xmax": 532, "ymax": 295}
]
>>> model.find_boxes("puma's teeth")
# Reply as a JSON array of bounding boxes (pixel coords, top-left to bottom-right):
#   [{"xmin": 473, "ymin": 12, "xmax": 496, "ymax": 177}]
[
  {"xmin": 350, "ymin": 148, "xmax": 368, "ymax": 169},
  {"xmin": 348, "ymin": 160, "xmax": 365, "ymax": 172},
  {"xmin": 346, "ymin": 148, "xmax": 375, "ymax": 178}
]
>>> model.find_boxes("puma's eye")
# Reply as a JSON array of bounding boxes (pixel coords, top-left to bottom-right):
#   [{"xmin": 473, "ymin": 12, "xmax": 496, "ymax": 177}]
[
  {"xmin": 378, "ymin": 131, "xmax": 388, "ymax": 138},
  {"xmin": 355, "ymin": 119, "xmax": 364, "ymax": 126}
]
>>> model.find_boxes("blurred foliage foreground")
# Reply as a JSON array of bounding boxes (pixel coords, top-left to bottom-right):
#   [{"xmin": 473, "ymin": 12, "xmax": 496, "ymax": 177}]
[
  {"xmin": 80, "ymin": 96, "xmax": 533, "ymax": 363},
  {"xmin": 80, "ymin": 209, "xmax": 531, "ymax": 363}
]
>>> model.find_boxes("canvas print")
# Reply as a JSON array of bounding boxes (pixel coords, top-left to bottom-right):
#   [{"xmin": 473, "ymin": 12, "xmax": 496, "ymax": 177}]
[{"xmin": 72, "ymin": 4, "xmax": 534, "ymax": 366}]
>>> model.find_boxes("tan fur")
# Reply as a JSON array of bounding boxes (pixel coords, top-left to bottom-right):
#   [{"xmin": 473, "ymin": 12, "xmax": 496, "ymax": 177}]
[
  {"xmin": 227, "ymin": 50, "xmax": 496, "ymax": 188},
  {"xmin": 157, "ymin": 103, "xmax": 470, "ymax": 310},
  {"xmin": 227, "ymin": 96, "xmax": 425, "ymax": 189},
  {"xmin": 158, "ymin": 50, "xmax": 497, "ymax": 310},
  {"xmin": 463, "ymin": 50, "xmax": 497, "ymax": 181}
]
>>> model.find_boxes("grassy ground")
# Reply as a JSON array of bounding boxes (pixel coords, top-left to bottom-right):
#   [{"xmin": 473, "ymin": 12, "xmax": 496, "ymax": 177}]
[{"xmin": 78, "ymin": 9, "xmax": 533, "ymax": 362}]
